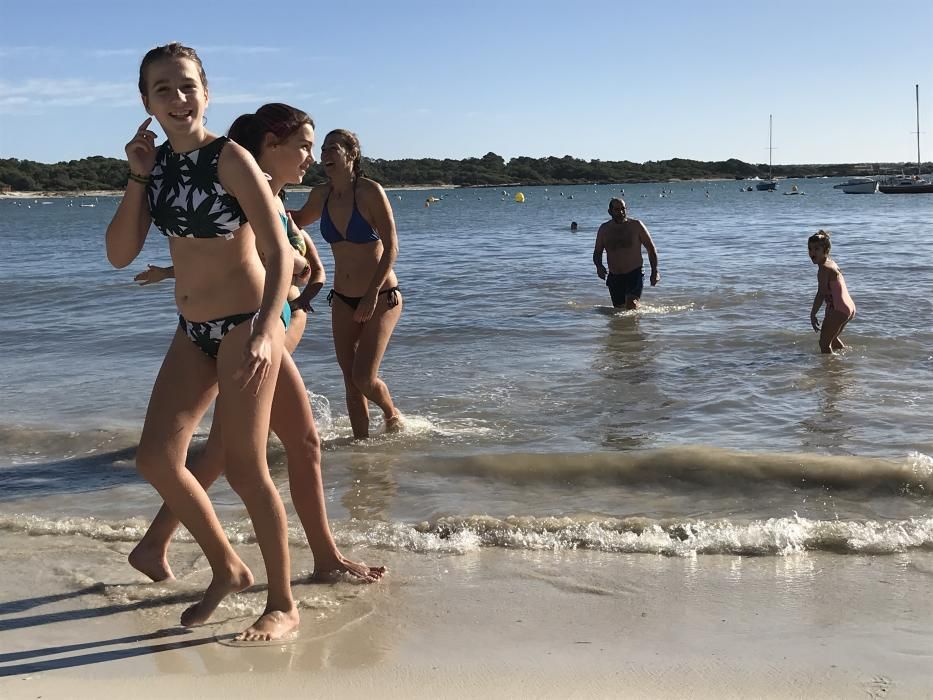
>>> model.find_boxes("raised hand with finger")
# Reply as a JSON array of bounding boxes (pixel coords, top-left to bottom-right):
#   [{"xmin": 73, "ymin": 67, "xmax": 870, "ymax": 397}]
[{"xmin": 126, "ymin": 117, "xmax": 159, "ymax": 181}]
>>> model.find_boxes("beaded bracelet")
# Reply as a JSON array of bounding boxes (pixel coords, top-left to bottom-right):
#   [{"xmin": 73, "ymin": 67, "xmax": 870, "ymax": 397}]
[{"xmin": 127, "ymin": 171, "xmax": 151, "ymax": 185}]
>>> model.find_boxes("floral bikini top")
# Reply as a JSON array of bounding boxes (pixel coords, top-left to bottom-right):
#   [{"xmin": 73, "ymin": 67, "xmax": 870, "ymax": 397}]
[{"xmin": 147, "ymin": 136, "xmax": 247, "ymax": 239}]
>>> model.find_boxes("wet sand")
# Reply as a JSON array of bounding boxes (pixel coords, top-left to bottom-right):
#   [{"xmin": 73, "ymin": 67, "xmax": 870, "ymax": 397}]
[{"xmin": 1, "ymin": 530, "xmax": 930, "ymax": 699}]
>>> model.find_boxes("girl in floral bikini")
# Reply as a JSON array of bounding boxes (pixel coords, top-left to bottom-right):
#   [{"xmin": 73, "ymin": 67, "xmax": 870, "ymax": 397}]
[
  {"xmin": 808, "ymin": 229, "xmax": 857, "ymax": 354},
  {"xmin": 106, "ymin": 43, "xmax": 298, "ymax": 641},
  {"xmin": 131, "ymin": 104, "xmax": 386, "ymax": 587}
]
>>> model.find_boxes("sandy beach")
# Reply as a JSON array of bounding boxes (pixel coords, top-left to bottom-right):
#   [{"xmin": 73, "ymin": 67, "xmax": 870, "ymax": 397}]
[{"xmin": 1, "ymin": 530, "xmax": 930, "ymax": 699}]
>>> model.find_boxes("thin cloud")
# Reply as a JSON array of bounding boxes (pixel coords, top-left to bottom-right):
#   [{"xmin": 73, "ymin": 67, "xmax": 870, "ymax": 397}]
[
  {"xmin": 212, "ymin": 78, "xmax": 298, "ymax": 90},
  {"xmin": 209, "ymin": 90, "xmax": 329, "ymax": 106},
  {"xmin": 0, "ymin": 78, "xmax": 127, "ymax": 99},
  {"xmin": 0, "ymin": 96, "xmax": 30, "ymax": 108},
  {"xmin": 89, "ymin": 48, "xmax": 139, "ymax": 58},
  {"xmin": 0, "ymin": 45, "xmax": 285, "ymax": 59},
  {"xmin": 199, "ymin": 45, "xmax": 282, "ymax": 55},
  {"xmin": 86, "ymin": 46, "xmax": 280, "ymax": 58},
  {"xmin": 85, "ymin": 46, "xmax": 282, "ymax": 59},
  {"xmin": 209, "ymin": 92, "xmax": 280, "ymax": 105},
  {"xmin": 0, "ymin": 78, "xmax": 135, "ymax": 113},
  {"xmin": 1, "ymin": 45, "xmax": 130, "ymax": 59},
  {"xmin": 0, "ymin": 46, "xmax": 48, "ymax": 58},
  {"xmin": 0, "ymin": 76, "xmax": 334, "ymax": 114}
]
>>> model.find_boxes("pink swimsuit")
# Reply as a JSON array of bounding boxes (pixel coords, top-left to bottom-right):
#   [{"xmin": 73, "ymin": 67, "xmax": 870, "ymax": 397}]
[{"xmin": 826, "ymin": 272, "xmax": 856, "ymax": 318}]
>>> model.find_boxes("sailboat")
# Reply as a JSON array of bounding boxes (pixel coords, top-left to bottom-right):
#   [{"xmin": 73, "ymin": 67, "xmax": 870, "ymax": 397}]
[
  {"xmin": 879, "ymin": 84, "xmax": 933, "ymax": 194},
  {"xmin": 756, "ymin": 114, "xmax": 777, "ymax": 191}
]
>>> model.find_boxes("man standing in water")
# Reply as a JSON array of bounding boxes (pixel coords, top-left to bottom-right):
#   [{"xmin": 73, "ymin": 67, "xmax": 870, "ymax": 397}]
[{"xmin": 593, "ymin": 198, "xmax": 660, "ymax": 309}]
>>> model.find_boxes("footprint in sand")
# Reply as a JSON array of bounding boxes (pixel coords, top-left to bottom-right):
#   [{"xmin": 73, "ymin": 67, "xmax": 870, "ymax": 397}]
[{"xmin": 862, "ymin": 675, "xmax": 894, "ymax": 699}]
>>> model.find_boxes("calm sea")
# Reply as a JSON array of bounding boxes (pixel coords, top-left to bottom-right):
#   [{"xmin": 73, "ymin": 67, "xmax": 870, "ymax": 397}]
[{"xmin": 1, "ymin": 179, "xmax": 931, "ymax": 557}]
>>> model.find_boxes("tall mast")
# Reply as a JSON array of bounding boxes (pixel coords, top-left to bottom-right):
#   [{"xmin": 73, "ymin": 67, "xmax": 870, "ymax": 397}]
[
  {"xmin": 915, "ymin": 84, "xmax": 921, "ymax": 177},
  {"xmin": 768, "ymin": 114, "xmax": 774, "ymax": 179}
]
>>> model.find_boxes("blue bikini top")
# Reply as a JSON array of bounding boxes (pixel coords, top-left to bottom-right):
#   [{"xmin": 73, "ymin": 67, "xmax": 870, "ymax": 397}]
[
  {"xmin": 147, "ymin": 136, "xmax": 247, "ymax": 239},
  {"xmin": 319, "ymin": 187, "xmax": 380, "ymax": 245}
]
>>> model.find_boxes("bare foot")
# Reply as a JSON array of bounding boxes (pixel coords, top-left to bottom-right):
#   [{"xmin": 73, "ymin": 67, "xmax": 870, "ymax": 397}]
[
  {"xmin": 180, "ymin": 563, "xmax": 254, "ymax": 627},
  {"xmin": 128, "ymin": 543, "xmax": 175, "ymax": 582},
  {"xmin": 384, "ymin": 413, "xmax": 403, "ymax": 433},
  {"xmin": 236, "ymin": 607, "xmax": 300, "ymax": 642},
  {"xmin": 311, "ymin": 554, "xmax": 387, "ymax": 583}
]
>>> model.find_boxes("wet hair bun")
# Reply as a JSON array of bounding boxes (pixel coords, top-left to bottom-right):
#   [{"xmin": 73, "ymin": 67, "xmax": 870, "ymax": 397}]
[
  {"xmin": 227, "ymin": 104, "xmax": 314, "ymax": 161},
  {"xmin": 807, "ymin": 229, "xmax": 833, "ymax": 250}
]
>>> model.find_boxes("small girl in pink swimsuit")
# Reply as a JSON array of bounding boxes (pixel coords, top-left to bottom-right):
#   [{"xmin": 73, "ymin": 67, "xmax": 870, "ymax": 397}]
[{"xmin": 808, "ymin": 230, "xmax": 856, "ymax": 354}]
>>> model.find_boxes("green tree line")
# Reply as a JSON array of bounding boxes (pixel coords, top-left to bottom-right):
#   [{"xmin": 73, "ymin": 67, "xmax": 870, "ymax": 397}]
[
  {"xmin": 1, "ymin": 153, "xmax": 929, "ymax": 192},
  {"xmin": 0, "ymin": 156, "xmax": 130, "ymax": 191}
]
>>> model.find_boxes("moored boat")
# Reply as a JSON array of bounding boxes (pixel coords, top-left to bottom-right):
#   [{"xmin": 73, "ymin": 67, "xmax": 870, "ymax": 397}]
[
  {"xmin": 756, "ymin": 114, "xmax": 777, "ymax": 191},
  {"xmin": 878, "ymin": 176, "xmax": 933, "ymax": 194},
  {"xmin": 833, "ymin": 177, "xmax": 879, "ymax": 194},
  {"xmin": 880, "ymin": 85, "xmax": 933, "ymax": 195}
]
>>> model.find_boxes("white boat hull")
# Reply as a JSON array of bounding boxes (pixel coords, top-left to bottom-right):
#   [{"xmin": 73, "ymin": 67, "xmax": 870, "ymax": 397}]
[{"xmin": 833, "ymin": 181, "xmax": 878, "ymax": 194}]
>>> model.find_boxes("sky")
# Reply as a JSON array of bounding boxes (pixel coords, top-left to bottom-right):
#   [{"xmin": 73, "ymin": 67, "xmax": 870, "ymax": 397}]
[{"xmin": 1, "ymin": 0, "xmax": 932, "ymax": 166}]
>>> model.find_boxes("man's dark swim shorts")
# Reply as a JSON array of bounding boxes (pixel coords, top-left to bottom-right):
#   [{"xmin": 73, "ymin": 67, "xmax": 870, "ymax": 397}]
[{"xmin": 606, "ymin": 267, "xmax": 643, "ymax": 307}]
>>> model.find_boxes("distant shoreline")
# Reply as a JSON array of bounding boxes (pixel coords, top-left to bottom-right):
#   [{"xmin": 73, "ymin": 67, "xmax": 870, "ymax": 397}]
[
  {"xmin": 0, "ymin": 184, "xmax": 465, "ymax": 199},
  {"xmin": 0, "ymin": 190, "xmax": 124, "ymax": 199},
  {"xmin": 0, "ymin": 178, "xmax": 849, "ymax": 200},
  {"xmin": 4, "ymin": 151, "xmax": 929, "ymax": 196}
]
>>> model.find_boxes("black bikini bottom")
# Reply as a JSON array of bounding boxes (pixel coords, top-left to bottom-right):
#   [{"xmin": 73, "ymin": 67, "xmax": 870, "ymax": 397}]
[{"xmin": 327, "ymin": 286, "xmax": 400, "ymax": 310}]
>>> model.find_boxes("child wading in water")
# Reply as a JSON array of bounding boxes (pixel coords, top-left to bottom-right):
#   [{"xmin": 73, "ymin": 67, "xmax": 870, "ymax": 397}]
[{"xmin": 808, "ymin": 230, "xmax": 856, "ymax": 354}]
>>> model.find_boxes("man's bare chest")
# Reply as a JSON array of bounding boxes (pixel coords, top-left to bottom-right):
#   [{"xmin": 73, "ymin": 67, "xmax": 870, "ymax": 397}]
[{"xmin": 605, "ymin": 228, "xmax": 637, "ymax": 250}]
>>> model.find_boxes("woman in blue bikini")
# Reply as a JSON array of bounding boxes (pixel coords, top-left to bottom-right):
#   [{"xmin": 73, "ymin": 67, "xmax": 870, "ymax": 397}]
[
  {"xmin": 106, "ymin": 44, "xmax": 298, "ymax": 641},
  {"xmin": 293, "ymin": 129, "xmax": 402, "ymax": 440}
]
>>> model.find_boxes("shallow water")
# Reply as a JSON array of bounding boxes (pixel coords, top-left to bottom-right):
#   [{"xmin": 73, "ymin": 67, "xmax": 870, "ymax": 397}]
[{"xmin": 1, "ymin": 179, "xmax": 931, "ymax": 556}]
